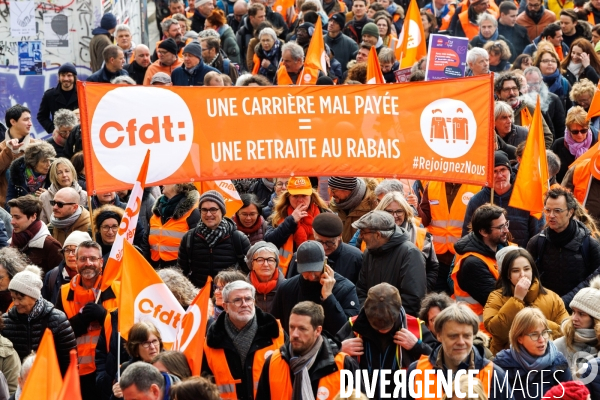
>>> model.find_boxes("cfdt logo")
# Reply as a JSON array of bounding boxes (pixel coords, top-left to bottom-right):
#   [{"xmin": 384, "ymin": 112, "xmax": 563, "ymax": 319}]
[{"xmin": 91, "ymin": 87, "xmax": 194, "ymax": 184}]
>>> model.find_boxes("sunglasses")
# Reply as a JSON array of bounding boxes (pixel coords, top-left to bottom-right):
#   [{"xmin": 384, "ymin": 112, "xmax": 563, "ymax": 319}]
[
  {"xmin": 50, "ymin": 200, "xmax": 77, "ymax": 208},
  {"xmin": 570, "ymin": 129, "xmax": 588, "ymax": 135}
]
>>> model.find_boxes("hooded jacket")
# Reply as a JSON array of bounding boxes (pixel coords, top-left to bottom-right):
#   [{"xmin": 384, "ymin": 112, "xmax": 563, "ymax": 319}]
[
  {"xmin": 170, "ymin": 61, "xmax": 219, "ymax": 86},
  {"xmin": 356, "ymin": 226, "xmax": 426, "ymax": 316}
]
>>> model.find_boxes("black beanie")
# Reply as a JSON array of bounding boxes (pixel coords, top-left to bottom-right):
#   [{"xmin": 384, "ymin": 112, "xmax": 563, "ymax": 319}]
[{"xmin": 158, "ymin": 38, "xmax": 178, "ymax": 56}]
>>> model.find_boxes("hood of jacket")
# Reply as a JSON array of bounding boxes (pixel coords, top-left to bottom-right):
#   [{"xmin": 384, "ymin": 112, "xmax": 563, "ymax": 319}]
[
  {"xmin": 205, "ymin": 306, "xmax": 281, "ymax": 348},
  {"xmin": 454, "ymin": 232, "xmax": 497, "ymax": 259},
  {"xmin": 28, "ymin": 222, "xmax": 52, "ymax": 249},
  {"xmin": 368, "ymin": 226, "xmax": 411, "ymax": 256},
  {"xmin": 152, "ymin": 190, "xmax": 199, "ymax": 220}
]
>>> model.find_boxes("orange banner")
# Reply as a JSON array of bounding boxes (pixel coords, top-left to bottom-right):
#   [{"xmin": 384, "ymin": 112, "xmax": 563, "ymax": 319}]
[
  {"xmin": 195, "ymin": 180, "xmax": 243, "ymax": 217},
  {"xmin": 78, "ymin": 77, "xmax": 494, "ymax": 193}
]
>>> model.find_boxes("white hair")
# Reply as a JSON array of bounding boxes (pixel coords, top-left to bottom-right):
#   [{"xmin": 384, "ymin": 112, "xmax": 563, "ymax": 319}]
[
  {"xmin": 115, "ymin": 24, "xmax": 131, "ymax": 34},
  {"xmin": 477, "ymin": 13, "xmax": 497, "ymax": 27},
  {"xmin": 259, "ymin": 27, "xmax": 278, "ymax": 42},
  {"xmin": 467, "ymin": 47, "xmax": 488, "ymax": 65},
  {"xmin": 494, "ymin": 101, "xmax": 514, "ymax": 120},
  {"xmin": 222, "ymin": 280, "xmax": 255, "ymax": 303}
]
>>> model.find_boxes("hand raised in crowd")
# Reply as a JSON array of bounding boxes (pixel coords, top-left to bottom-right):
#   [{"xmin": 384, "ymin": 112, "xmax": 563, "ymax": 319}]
[
  {"xmin": 580, "ymin": 52, "xmax": 590, "ymax": 68},
  {"xmin": 320, "ymin": 264, "xmax": 336, "ymax": 300},
  {"xmin": 7, "ymin": 138, "xmax": 24, "ymax": 151},
  {"xmin": 406, "ymin": 193, "xmax": 419, "ymax": 208},
  {"xmin": 393, "ymin": 328, "xmax": 419, "ymax": 350},
  {"xmin": 341, "ymin": 337, "xmax": 364, "ymax": 356},
  {"xmin": 261, "ymin": 59, "xmax": 271, "ymax": 69},
  {"xmin": 34, "ymin": 188, "xmax": 46, "ymax": 197},
  {"xmin": 513, "ymin": 276, "xmax": 531, "ymax": 301},
  {"xmin": 291, "ymin": 203, "xmax": 308, "ymax": 223},
  {"xmin": 112, "ymin": 382, "xmax": 123, "ymax": 398}
]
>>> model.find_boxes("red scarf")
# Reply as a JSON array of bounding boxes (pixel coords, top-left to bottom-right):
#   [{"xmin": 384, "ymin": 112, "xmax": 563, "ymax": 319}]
[
  {"xmin": 287, "ymin": 203, "xmax": 320, "ymax": 246},
  {"xmin": 11, "ymin": 220, "xmax": 42, "ymax": 249},
  {"xmin": 249, "ymin": 269, "xmax": 279, "ymax": 294},
  {"xmin": 233, "ymin": 214, "xmax": 264, "ymax": 235}
]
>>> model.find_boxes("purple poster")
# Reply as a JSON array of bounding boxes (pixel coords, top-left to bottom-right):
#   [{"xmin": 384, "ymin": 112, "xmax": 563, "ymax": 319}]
[{"xmin": 425, "ymin": 34, "xmax": 469, "ymax": 81}]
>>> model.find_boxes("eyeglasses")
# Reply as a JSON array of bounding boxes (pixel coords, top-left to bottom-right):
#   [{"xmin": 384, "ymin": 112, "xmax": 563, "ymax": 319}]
[
  {"xmin": 201, "ymin": 207, "xmax": 220, "ymax": 215},
  {"xmin": 540, "ymin": 59, "xmax": 557, "ymax": 64},
  {"xmin": 141, "ymin": 339, "xmax": 160, "ymax": 349},
  {"xmin": 316, "ymin": 238, "xmax": 338, "ymax": 248},
  {"xmin": 385, "ymin": 209, "xmax": 405, "ymax": 217},
  {"xmin": 61, "ymin": 247, "xmax": 77, "ymax": 255},
  {"xmin": 101, "ymin": 225, "xmax": 119, "ymax": 232},
  {"xmin": 240, "ymin": 212, "xmax": 258, "ymax": 218},
  {"xmin": 501, "ymin": 86, "xmax": 519, "ymax": 93},
  {"xmin": 569, "ymin": 128, "xmax": 588, "ymax": 135},
  {"xmin": 253, "ymin": 257, "xmax": 277, "ymax": 264},
  {"xmin": 275, "ymin": 182, "xmax": 288, "ymax": 188},
  {"xmin": 490, "ymin": 221, "xmax": 510, "ymax": 231},
  {"xmin": 77, "ymin": 256, "xmax": 100, "ymax": 263},
  {"xmin": 226, "ymin": 296, "xmax": 254, "ymax": 307},
  {"xmin": 213, "ymin": 284, "xmax": 224, "ymax": 292},
  {"xmin": 524, "ymin": 330, "xmax": 551, "ymax": 341},
  {"xmin": 50, "ymin": 200, "xmax": 76, "ymax": 208},
  {"xmin": 543, "ymin": 207, "xmax": 568, "ymax": 216}
]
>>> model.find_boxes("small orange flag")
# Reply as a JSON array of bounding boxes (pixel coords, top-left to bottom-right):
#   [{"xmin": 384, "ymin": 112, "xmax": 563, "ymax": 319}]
[
  {"xmin": 395, "ymin": 0, "xmax": 427, "ymax": 68},
  {"xmin": 101, "ymin": 150, "xmax": 150, "ymax": 292},
  {"xmin": 57, "ymin": 350, "xmax": 82, "ymax": 400},
  {"xmin": 586, "ymin": 83, "xmax": 600, "ymax": 121},
  {"xmin": 173, "ymin": 277, "xmax": 212, "ymax": 376},
  {"xmin": 509, "ymin": 96, "xmax": 549, "ymax": 217},
  {"xmin": 520, "ymin": 107, "xmax": 532, "ymax": 128},
  {"xmin": 302, "ymin": 16, "xmax": 326, "ymax": 85},
  {"xmin": 20, "ymin": 329, "xmax": 63, "ymax": 400},
  {"xmin": 272, "ymin": 0, "xmax": 294, "ymax": 15},
  {"xmin": 569, "ymin": 142, "xmax": 600, "ymax": 169},
  {"xmin": 195, "ymin": 180, "xmax": 242, "ymax": 218},
  {"xmin": 366, "ymin": 46, "xmax": 385, "ymax": 84},
  {"xmin": 119, "ymin": 240, "xmax": 185, "ymax": 347}
]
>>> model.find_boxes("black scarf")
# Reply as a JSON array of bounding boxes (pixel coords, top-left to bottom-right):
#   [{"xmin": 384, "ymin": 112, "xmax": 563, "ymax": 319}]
[
  {"xmin": 526, "ymin": 6, "xmax": 545, "ymax": 23},
  {"xmin": 299, "ymin": 276, "xmax": 323, "ymax": 303},
  {"xmin": 547, "ymin": 219, "xmax": 577, "ymax": 248},
  {"xmin": 158, "ymin": 193, "xmax": 184, "ymax": 220}
]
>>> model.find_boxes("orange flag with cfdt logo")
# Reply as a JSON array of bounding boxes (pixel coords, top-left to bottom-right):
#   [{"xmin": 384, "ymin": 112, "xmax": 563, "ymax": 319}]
[
  {"xmin": 57, "ymin": 350, "xmax": 82, "ymax": 400},
  {"xmin": 302, "ymin": 16, "xmax": 326, "ymax": 84},
  {"xmin": 195, "ymin": 180, "xmax": 243, "ymax": 217},
  {"xmin": 118, "ymin": 240, "xmax": 185, "ymax": 347},
  {"xmin": 509, "ymin": 96, "xmax": 548, "ymax": 217},
  {"xmin": 101, "ymin": 150, "xmax": 150, "ymax": 292},
  {"xmin": 396, "ymin": 0, "xmax": 427, "ymax": 68},
  {"xmin": 20, "ymin": 329, "xmax": 63, "ymax": 400},
  {"xmin": 173, "ymin": 277, "xmax": 212, "ymax": 376},
  {"xmin": 586, "ymin": 83, "xmax": 600, "ymax": 121},
  {"xmin": 367, "ymin": 46, "xmax": 385, "ymax": 84}
]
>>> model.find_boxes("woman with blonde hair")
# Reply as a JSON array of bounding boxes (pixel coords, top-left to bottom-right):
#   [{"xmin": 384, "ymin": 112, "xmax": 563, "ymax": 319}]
[
  {"xmin": 39, "ymin": 157, "xmax": 87, "ymax": 224},
  {"xmin": 494, "ymin": 308, "xmax": 572, "ymax": 400},
  {"xmin": 574, "ymin": 202, "xmax": 600, "ymax": 240},
  {"xmin": 483, "ymin": 40, "xmax": 511, "ymax": 73},
  {"xmin": 264, "ymin": 177, "xmax": 329, "ymax": 276}
]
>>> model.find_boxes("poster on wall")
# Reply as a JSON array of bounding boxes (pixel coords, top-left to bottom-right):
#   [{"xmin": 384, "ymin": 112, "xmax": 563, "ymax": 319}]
[
  {"xmin": 18, "ymin": 41, "xmax": 42, "ymax": 75},
  {"xmin": 44, "ymin": 14, "xmax": 69, "ymax": 47},
  {"xmin": 10, "ymin": 1, "xmax": 37, "ymax": 37},
  {"xmin": 425, "ymin": 34, "xmax": 469, "ymax": 81}
]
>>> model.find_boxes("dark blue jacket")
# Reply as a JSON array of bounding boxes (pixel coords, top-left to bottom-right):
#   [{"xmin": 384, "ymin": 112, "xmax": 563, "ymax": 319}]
[
  {"xmin": 96, "ymin": 309, "xmax": 130, "ymax": 400},
  {"xmin": 582, "ymin": 357, "xmax": 600, "ymax": 398},
  {"xmin": 86, "ymin": 66, "xmax": 129, "ymax": 83},
  {"xmin": 171, "ymin": 62, "xmax": 219, "ymax": 86},
  {"xmin": 494, "ymin": 346, "xmax": 572, "ymax": 400},
  {"xmin": 41, "ymin": 260, "xmax": 71, "ymax": 306},
  {"xmin": 287, "ymin": 242, "xmax": 363, "ymax": 284},
  {"xmin": 462, "ymin": 185, "xmax": 544, "ymax": 248},
  {"xmin": 524, "ymin": 36, "xmax": 569, "ymax": 59}
]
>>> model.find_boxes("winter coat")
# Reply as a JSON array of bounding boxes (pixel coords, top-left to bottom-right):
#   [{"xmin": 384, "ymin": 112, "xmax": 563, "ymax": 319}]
[
  {"xmin": 95, "ymin": 310, "xmax": 129, "ymax": 400},
  {"xmin": 547, "ymin": 91, "xmax": 566, "ymax": 140},
  {"xmin": 470, "ymin": 34, "xmax": 516, "ymax": 62},
  {"xmin": 356, "ymin": 226, "xmax": 426, "ymax": 316},
  {"xmin": 124, "ymin": 60, "xmax": 148, "ymax": 85},
  {"xmin": 563, "ymin": 65, "xmax": 600, "ymax": 86},
  {"xmin": 494, "ymin": 346, "xmax": 572, "ymax": 400},
  {"xmin": 270, "ymin": 272, "xmax": 359, "ymax": 336},
  {"xmin": 552, "ymin": 133, "xmax": 599, "ymax": 183},
  {"xmin": 526, "ymin": 220, "xmax": 600, "ymax": 309},
  {"xmin": 2, "ymin": 298, "xmax": 76, "ymax": 375},
  {"xmin": 89, "ymin": 33, "xmax": 113, "ymax": 72},
  {"xmin": 0, "ymin": 336, "xmax": 20, "ymax": 395},
  {"xmin": 178, "ymin": 217, "xmax": 250, "ymax": 288},
  {"xmin": 236, "ymin": 17, "xmax": 255, "ymax": 71},
  {"xmin": 220, "ymin": 25, "xmax": 241, "ymax": 65},
  {"xmin": 254, "ymin": 41, "xmax": 283, "ymax": 83},
  {"xmin": 0, "ymin": 135, "xmax": 38, "ymax": 209},
  {"xmin": 554, "ymin": 333, "xmax": 599, "ymax": 378},
  {"xmin": 462, "ymin": 185, "xmax": 544, "ymax": 248},
  {"xmin": 171, "ymin": 61, "xmax": 219, "ymax": 86},
  {"xmin": 250, "ymin": 180, "xmax": 273, "ymax": 210},
  {"xmin": 201, "ymin": 308, "xmax": 286, "ymax": 400},
  {"xmin": 287, "ymin": 241, "xmax": 363, "ymax": 284},
  {"xmin": 483, "ymin": 280, "xmax": 570, "ymax": 355},
  {"xmin": 36, "ymin": 84, "xmax": 79, "ymax": 134},
  {"xmin": 264, "ymin": 206, "xmax": 330, "ymax": 250},
  {"xmin": 516, "ymin": 9, "xmax": 557, "ymax": 41},
  {"xmin": 324, "ymin": 32, "xmax": 359, "ymax": 73},
  {"xmin": 39, "ymin": 182, "xmax": 88, "ymax": 224},
  {"xmin": 253, "ymin": 270, "xmax": 285, "ymax": 314},
  {"xmin": 497, "ymin": 124, "xmax": 528, "ymax": 150},
  {"xmin": 50, "ymin": 206, "xmax": 91, "ymax": 247},
  {"xmin": 236, "ymin": 219, "xmax": 268, "ymax": 246},
  {"xmin": 15, "ymin": 222, "xmax": 63, "ymax": 274},
  {"xmin": 62, "ymin": 125, "xmax": 81, "ymax": 161},
  {"xmin": 582, "ymin": 357, "xmax": 600, "ymax": 397},
  {"xmin": 329, "ymin": 178, "xmax": 378, "ymax": 243},
  {"xmin": 86, "ymin": 66, "xmax": 129, "ymax": 83},
  {"xmin": 407, "ymin": 345, "xmax": 513, "ymax": 400},
  {"xmin": 5, "ymin": 157, "xmax": 51, "ymax": 207},
  {"xmin": 41, "ymin": 260, "xmax": 72, "ymax": 306},
  {"xmin": 498, "ymin": 22, "xmax": 531, "ymax": 61}
]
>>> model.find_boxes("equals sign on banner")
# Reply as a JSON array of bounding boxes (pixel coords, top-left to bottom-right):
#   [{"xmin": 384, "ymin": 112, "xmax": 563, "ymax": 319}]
[{"xmin": 299, "ymin": 119, "xmax": 311, "ymax": 130}]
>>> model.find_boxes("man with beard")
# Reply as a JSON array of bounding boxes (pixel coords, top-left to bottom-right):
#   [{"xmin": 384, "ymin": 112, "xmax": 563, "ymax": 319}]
[
  {"xmin": 56, "ymin": 240, "xmax": 119, "ymax": 400},
  {"xmin": 256, "ymin": 301, "xmax": 359, "ymax": 400},
  {"xmin": 152, "ymin": 19, "xmax": 190, "ymax": 62},
  {"xmin": 271, "ymin": 241, "xmax": 359, "ymax": 336},
  {"xmin": 516, "ymin": 0, "xmax": 556, "ymax": 41},
  {"xmin": 37, "ymin": 63, "xmax": 78, "ymax": 134},
  {"xmin": 124, "ymin": 45, "xmax": 152, "ymax": 85},
  {"xmin": 202, "ymin": 280, "xmax": 285, "ymax": 400},
  {"xmin": 143, "ymin": 39, "xmax": 183, "ymax": 85},
  {"xmin": 50, "ymin": 187, "xmax": 91, "ymax": 246},
  {"xmin": 494, "ymin": 72, "xmax": 553, "ymax": 148},
  {"xmin": 462, "ymin": 152, "xmax": 544, "ymax": 248},
  {"xmin": 524, "ymin": 66, "xmax": 566, "ymax": 139},
  {"xmin": 200, "ymin": 37, "xmax": 239, "ymax": 84}
]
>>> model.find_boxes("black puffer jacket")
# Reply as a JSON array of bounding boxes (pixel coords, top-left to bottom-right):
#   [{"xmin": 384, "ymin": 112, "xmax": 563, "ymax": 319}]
[
  {"xmin": 2, "ymin": 298, "xmax": 76, "ymax": 375},
  {"xmin": 526, "ymin": 219, "xmax": 600, "ymax": 309},
  {"xmin": 356, "ymin": 227, "xmax": 426, "ymax": 316},
  {"xmin": 178, "ymin": 217, "xmax": 250, "ymax": 288}
]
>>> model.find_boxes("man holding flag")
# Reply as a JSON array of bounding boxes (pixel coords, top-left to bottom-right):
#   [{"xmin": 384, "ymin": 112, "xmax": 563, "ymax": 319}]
[{"xmin": 56, "ymin": 240, "xmax": 120, "ymax": 400}]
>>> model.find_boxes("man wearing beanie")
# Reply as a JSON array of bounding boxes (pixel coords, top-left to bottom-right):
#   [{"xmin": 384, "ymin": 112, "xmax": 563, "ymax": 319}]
[
  {"xmin": 462, "ymin": 151, "xmax": 544, "ymax": 247},
  {"xmin": 343, "ymin": 0, "xmax": 373, "ymax": 44},
  {"xmin": 90, "ymin": 12, "xmax": 117, "ymax": 72},
  {"xmin": 325, "ymin": 13, "xmax": 358, "ymax": 73},
  {"xmin": 143, "ymin": 38, "xmax": 183, "ymax": 85},
  {"xmin": 178, "ymin": 190, "xmax": 250, "ymax": 288},
  {"xmin": 361, "ymin": 22, "xmax": 383, "ymax": 53},
  {"xmin": 286, "ymin": 213, "xmax": 363, "ymax": 283},
  {"xmin": 328, "ymin": 176, "xmax": 378, "ymax": 243},
  {"xmin": 295, "ymin": 22, "xmax": 314, "ymax": 49},
  {"xmin": 171, "ymin": 41, "xmax": 219, "ymax": 86},
  {"xmin": 86, "ymin": 44, "xmax": 129, "ymax": 83},
  {"xmin": 37, "ymin": 63, "xmax": 78, "ymax": 134}
]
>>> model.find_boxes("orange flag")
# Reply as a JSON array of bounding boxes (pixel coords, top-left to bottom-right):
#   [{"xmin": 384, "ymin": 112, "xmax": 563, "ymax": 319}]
[
  {"xmin": 272, "ymin": 0, "xmax": 294, "ymax": 15},
  {"xmin": 395, "ymin": 0, "xmax": 427, "ymax": 68},
  {"xmin": 586, "ymin": 83, "xmax": 600, "ymax": 121},
  {"xmin": 20, "ymin": 329, "xmax": 63, "ymax": 400},
  {"xmin": 366, "ymin": 46, "xmax": 385, "ymax": 84},
  {"xmin": 57, "ymin": 350, "xmax": 82, "ymax": 400},
  {"xmin": 509, "ymin": 96, "xmax": 549, "ymax": 217},
  {"xmin": 569, "ymin": 142, "xmax": 600, "ymax": 169},
  {"xmin": 195, "ymin": 180, "xmax": 243, "ymax": 217},
  {"xmin": 118, "ymin": 240, "xmax": 185, "ymax": 347},
  {"xmin": 520, "ymin": 107, "xmax": 532, "ymax": 128},
  {"xmin": 302, "ymin": 15, "xmax": 326, "ymax": 84},
  {"xmin": 101, "ymin": 150, "xmax": 150, "ymax": 292},
  {"xmin": 173, "ymin": 277, "xmax": 212, "ymax": 376}
]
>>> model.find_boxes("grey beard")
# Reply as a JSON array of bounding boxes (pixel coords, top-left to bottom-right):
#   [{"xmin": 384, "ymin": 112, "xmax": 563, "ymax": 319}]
[{"xmin": 524, "ymin": 86, "xmax": 550, "ymax": 113}]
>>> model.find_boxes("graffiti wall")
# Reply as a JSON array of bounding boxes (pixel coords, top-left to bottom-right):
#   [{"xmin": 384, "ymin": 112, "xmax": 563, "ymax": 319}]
[{"xmin": 0, "ymin": 0, "xmax": 145, "ymax": 137}]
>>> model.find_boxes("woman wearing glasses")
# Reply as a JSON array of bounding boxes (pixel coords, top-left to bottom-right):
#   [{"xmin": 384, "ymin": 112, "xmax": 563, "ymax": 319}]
[
  {"xmin": 533, "ymin": 48, "xmax": 572, "ymax": 109},
  {"xmin": 38, "ymin": 158, "xmax": 87, "ymax": 225},
  {"xmin": 211, "ymin": 269, "xmax": 247, "ymax": 319},
  {"xmin": 245, "ymin": 241, "xmax": 284, "ymax": 314},
  {"xmin": 233, "ymin": 194, "xmax": 269, "ymax": 246},
  {"xmin": 5, "ymin": 141, "xmax": 55, "ymax": 207},
  {"xmin": 92, "ymin": 205, "xmax": 126, "ymax": 264},
  {"xmin": 494, "ymin": 308, "xmax": 571, "ymax": 400},
  {"xmin": 483, "ymin": 248, "xmax": 569, "ymax": 355},
  {"xmin": 262, "ymin": 177, "xmax": 289, "ymax": 219},
  {"xmin": 551, "ymin": 106, "xmax": 598, "ymax": 183}
]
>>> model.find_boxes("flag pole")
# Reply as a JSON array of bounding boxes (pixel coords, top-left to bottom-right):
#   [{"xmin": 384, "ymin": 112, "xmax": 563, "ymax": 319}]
[
  {"xmin": 490, "ymin": 188, "xmax": 494, "ymax": 205},
  {"xmin": 117, "ymin": 334, "xmax": 121, "ymax": 381},
  {"xmin": 88, "ymin": 195, "xmax": 96, "ymax": 240}
]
